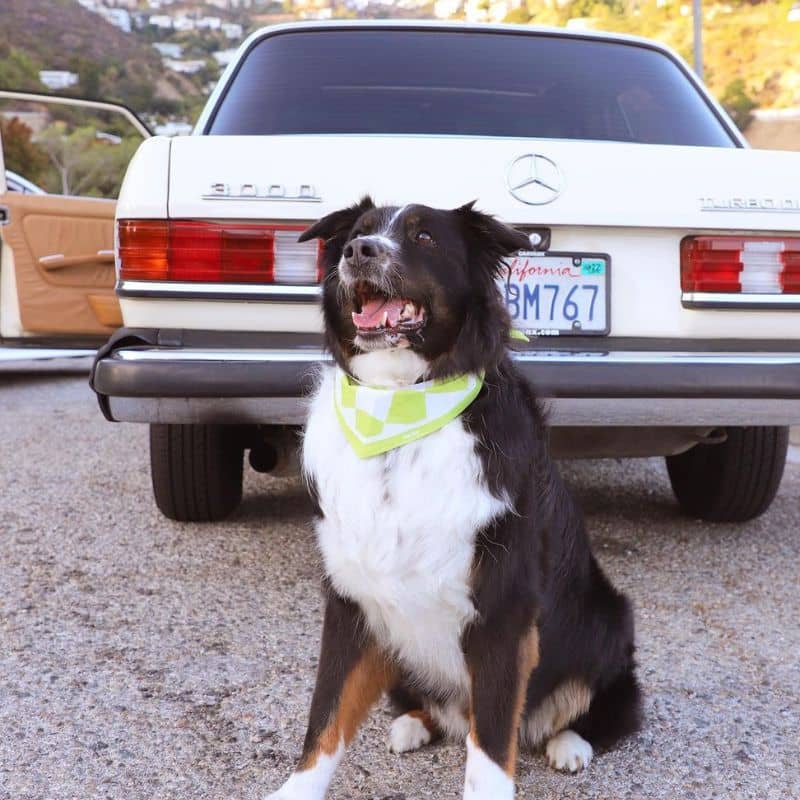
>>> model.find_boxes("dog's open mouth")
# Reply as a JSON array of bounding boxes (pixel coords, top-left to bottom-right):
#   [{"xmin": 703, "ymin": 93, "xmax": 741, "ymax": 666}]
[{"xmin": 351, "ymin": 281, "xmax": 426, "ymax": 336}]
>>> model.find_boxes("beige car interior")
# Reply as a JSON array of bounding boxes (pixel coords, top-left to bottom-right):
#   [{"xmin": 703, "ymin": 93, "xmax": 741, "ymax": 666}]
[{"xmin": 1, "ymin": 192, "xmax": 121, "ymax": 336}]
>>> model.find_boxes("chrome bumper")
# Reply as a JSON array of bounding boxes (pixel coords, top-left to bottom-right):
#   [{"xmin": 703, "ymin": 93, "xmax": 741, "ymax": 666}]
[{"xmin": 91, "ymin": 332, "xmax": 800, "ymax": 426}]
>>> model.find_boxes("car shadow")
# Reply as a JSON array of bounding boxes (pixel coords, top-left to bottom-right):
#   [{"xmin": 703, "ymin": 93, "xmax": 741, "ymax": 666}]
[{"xmin": 234, "ymin": 474, "xmax": 314, "ymax": 523}]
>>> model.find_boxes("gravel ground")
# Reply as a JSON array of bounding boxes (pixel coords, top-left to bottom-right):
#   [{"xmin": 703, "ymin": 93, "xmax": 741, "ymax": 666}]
[{"xmin": 1, "ymin": 372, "xmax": 799, "ymax": 800}]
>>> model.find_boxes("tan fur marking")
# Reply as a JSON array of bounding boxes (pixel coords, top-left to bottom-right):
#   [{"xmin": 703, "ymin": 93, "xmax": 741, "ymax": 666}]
[
  {"xmin": 523, "ymin": 679, "xmax": 593, "ymax": 748},
  {"xmin": 299, "ymin": 647, "xmax": 394, "ymax": 770},
  {"xmin": 503, "ymin": 626, "xmax": 541, "ymax": 775},
  {"xmin": 467, "ymin": 626, "xmax": 541, "ymax": 777}
]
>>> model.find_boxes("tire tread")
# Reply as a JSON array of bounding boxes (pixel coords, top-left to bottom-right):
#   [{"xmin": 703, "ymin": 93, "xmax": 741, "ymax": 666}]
[
  {"xmin": 150, "ymin": 424, "xmax": 243, "ymax": 522},
  {"xmin": 666, "ymin": 426, "xmax": 788, "ymax": 523}
]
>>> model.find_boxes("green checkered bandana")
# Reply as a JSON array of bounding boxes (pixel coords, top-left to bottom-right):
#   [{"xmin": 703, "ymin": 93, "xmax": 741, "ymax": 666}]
[{"xmin": 334, "ymin": 368, "xmax": 484, "ymax": 459}]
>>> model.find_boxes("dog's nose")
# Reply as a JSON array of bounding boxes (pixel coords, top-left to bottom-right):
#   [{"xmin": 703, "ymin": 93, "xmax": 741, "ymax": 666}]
[{"xmin": 343, "ymin": 236, "xmax": 386, "ymax": 266}]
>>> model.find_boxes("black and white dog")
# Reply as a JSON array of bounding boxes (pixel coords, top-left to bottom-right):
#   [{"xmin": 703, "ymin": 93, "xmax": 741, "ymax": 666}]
[{"xmin": 266, "ymin": 198, "xmax": 641, "ymax": 800}]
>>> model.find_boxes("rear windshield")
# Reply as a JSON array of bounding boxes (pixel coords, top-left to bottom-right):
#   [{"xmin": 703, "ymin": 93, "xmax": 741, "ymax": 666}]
[{"xmin": 208, "ymin": 29, "xmax": 736, "ymax": 147}]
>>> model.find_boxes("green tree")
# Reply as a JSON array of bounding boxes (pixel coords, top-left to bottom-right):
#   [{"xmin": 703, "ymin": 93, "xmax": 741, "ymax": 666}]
[
  {"xmin": 35, "ymin": 122, "xmax": 137, "ymax": 198},
  {"xmin": 720, "ymin": 78, "xmax": 757, "ymax": 131},
  {"xmin": 0, "ymin": 116, "xmax": 50, "ymax": 184},
  {"xmin": 504, "ymin": 7, "xmax": 532, "ymax": 24},
  {"xmin": 0, "ymin": 45, "xmax": 44, "ymax": 91}
]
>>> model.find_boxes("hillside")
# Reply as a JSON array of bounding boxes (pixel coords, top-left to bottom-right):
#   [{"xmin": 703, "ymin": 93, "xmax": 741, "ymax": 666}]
[
  {"xmin": 0, "ymin": 0, "xmax": 197, "ymax": 115},
  {"xmin": 2, "ymin": 0, "xmax": 800, "ymax": 128}
]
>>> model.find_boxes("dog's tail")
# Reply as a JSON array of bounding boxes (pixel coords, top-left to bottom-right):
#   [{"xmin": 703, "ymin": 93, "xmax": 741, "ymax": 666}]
[{"xmin": 570, "ymin": 667, "xmax": 643, "ymax": 752}]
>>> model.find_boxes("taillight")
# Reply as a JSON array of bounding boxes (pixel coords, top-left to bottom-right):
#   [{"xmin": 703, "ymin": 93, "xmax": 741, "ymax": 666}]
[
  {"xmin": 117, "ymin": 220, "xmax": 322, "ymax": 284},
  {"xmin": 681, "ymin": 236, "xmax": 800, "ymax": 294}
]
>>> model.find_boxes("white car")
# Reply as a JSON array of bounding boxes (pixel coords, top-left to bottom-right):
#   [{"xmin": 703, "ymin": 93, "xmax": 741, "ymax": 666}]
[{"xmin": 91, "ymin": 21, "xmax": 800, "ymax": 523}]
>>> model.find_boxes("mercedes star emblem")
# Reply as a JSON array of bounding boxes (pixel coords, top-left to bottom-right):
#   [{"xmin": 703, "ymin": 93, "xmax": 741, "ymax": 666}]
[{"xmin": 506, "ymin": 154, "xmax": 564, "ymax": 205}]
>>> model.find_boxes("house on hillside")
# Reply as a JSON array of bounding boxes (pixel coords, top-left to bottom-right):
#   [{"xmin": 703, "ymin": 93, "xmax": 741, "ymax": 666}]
[
  {"xmin": 222, "ymin": 22, "xmax": 244, "ymax": 39},
  {"xmin": 153, "ymin": 42, "xmax": 183, "ymax": 59},
  {"xmin": 39, "ymin": 71, "xmax": 79, "ymax": 90},
  {"xmin": 434, "ymin": 0, "xmax": 462, "ymax": 18},
  {"xmin": 213, "ymin": 49, "xmax": 237, "ymax": 67},
  {"xmin": 99, "ymin": 7, "xmax": 132, "ymax": 32},
  {"xmin": 154, "ymin": 120, "xmax": 193, "ymax": 136},
  {"xmin": 197, "ymin": 16, "xmax": 223, "ymax": 30},
  {"xmin": 164, "ymin": 59, "xmax": 206, "ymax": 74},
  {"xmin": 149, "ymin": 14, "xmax": 173, "ymax": 28},
  {"xmin": 173, "ymin": 16, "xmax": 196, "ymax": 31}
]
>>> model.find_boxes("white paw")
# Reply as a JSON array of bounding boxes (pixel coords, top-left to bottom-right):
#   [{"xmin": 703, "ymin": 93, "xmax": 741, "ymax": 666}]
[
  {"xmin": 546, "ymin": 730, "xmax": 593, "ymax": 773},
  {"xmin": 388, "ymin": 713, "xmax": 432, "ymax": 753}
]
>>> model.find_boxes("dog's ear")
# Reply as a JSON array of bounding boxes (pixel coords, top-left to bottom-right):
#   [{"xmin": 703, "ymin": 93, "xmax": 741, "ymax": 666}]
[
  {"xmin": 455, "ymin": 201, "xmax": 531, "ymax": 262},
  {"xmin": 298, "ymin": 195, "xmax": 375, "ymax": 244}
]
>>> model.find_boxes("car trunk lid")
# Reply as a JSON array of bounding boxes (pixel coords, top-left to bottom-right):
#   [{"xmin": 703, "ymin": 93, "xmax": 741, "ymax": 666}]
[{"xmin": 166, "ymin": 135, "xmax": 800, "ymax": 232}]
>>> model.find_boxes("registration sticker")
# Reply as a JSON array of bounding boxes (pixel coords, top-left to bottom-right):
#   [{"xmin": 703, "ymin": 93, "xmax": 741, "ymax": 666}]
[{"xmin": 498, "ymin": 251, "xmax": 610, "ymax": 336}]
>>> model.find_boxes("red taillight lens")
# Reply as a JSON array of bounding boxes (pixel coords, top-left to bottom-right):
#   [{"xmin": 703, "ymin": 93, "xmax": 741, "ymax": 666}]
[
  {"xmin": 681, "ymin": 236, "xmax": 800, "ymax": 294},
  {"xmin": 117, "ymin": 220, "xmax": 321, "ymax": 284}
]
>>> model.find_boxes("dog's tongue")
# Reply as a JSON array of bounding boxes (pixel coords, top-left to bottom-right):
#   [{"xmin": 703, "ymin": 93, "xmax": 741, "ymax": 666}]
[{"xmin": 352, "ymin": 297, "xmax": 405, "ymax": 329}]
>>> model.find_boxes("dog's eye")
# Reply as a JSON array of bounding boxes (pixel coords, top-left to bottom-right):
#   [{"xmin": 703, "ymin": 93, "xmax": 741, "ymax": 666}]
[{"xmin": 416, "ymin": 230, "xmax": 435, "ymax": 246}]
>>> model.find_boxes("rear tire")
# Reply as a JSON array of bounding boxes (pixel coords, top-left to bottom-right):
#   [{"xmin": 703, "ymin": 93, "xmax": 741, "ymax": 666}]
[
  {"xmin": 666, "ymin": 426, "xmax": 789, "ymax": 522},
  {"xmin": 149, "ymin": 424, "xmax": 244, "ymax": 522}
]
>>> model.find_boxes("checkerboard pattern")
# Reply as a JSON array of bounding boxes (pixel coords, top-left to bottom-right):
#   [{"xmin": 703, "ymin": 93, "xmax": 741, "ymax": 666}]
[{"xmin": 334, "ymin": 369, "xmax": 484, "ymax": 458}]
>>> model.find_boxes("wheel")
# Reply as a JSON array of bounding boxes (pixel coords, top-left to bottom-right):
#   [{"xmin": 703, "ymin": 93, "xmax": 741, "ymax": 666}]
[
  {"xmin": 666, "ymin": 426, "xmax": 789, "ymax": 522},
  {"xmin": 149, "ymin": 424, "xmax": 244, "ymax": 522}
]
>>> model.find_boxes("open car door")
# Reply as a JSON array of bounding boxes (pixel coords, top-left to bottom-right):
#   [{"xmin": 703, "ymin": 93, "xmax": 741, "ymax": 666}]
[{"xmin": 0, "ymin": 91, "xmax": 149, "ymax": 345}]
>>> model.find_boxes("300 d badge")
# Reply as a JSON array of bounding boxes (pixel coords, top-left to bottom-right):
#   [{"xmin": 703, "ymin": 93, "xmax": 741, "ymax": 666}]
[{"xmin": 202, "ymin": 182, "xmax": 322, "ymax": 202}]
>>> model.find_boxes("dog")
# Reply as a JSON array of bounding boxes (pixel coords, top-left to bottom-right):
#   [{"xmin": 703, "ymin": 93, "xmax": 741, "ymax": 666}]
[{"xmin": 266, "ymin": 198, "xmax": 641, "ymax": 800}]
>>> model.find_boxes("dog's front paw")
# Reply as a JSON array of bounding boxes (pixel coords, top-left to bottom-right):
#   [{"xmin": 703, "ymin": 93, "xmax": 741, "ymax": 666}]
[
  {"xmin": 388, "ymin": 712, "xmax": 433, "ymax": 754},
  {"xmin": 545, "ymin": 730, "xmax": 593, "ymax": 773},
  {"xmin": 264, "ymin": 786, "xmax": 312, "ymax": 800},
  {"xmin": 263, "ymin": 775, "xmax": 315, "ymax": 800}
]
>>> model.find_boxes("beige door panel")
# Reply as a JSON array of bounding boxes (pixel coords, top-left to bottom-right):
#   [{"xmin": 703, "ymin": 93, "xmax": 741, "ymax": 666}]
[{"xmin": 1, "ymin": 192, "xmax": 120, "ymax": 335}]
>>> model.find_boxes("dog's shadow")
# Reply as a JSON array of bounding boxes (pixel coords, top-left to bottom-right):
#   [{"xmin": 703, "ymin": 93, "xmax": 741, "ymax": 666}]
[{"xmin": 234, "ymin": 473, "xmax": 315, "ymax": 524}]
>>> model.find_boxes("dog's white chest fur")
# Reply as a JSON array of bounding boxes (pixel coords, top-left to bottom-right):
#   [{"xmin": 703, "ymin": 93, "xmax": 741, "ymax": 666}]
[{"xmin": 303, "ymin": 367, "xmax": 509, "ymax": 692}]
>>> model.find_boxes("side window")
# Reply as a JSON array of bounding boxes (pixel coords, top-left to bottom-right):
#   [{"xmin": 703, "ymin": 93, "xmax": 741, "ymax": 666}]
[{"xmin": 0, "ymin": 96, "xmax": 147, "ymax": 199}]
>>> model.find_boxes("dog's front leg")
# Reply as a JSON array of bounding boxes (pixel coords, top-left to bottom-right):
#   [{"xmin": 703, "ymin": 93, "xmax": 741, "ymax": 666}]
[
  {"xmin": 461, "ymin": 623, "xmax": 540, "ymax": 800},
  {"xmin": 266, "ymin": 589, "xmax": 391, "ymax": 800}
]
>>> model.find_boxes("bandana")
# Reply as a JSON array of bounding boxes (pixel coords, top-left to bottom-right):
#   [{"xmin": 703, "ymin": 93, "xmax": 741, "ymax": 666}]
[{"xmin": 334, "ymin": 368, "xmax": 484, "ymax": 458}]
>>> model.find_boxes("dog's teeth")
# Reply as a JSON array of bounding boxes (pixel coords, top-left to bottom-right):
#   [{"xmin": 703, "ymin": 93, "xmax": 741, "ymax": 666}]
[{"xmin": 382, "ymin": 311, "xmax": 389, "ymax": 328}]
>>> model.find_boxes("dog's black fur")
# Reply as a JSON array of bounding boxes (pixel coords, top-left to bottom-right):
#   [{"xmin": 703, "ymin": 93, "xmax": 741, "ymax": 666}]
[{"xmin": 293, "ymin": 197, "xmax": 642, "ymax": 786}]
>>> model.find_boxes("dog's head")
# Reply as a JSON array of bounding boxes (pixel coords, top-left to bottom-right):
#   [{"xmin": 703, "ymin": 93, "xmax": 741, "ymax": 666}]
[{"xmin": 299, "ymin": 197, "xmax": 529, "ymax": 383}]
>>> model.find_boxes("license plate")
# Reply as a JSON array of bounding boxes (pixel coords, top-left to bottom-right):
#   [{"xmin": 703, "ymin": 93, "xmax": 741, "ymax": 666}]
[{"xmin": 499, "ymin": 251, "xmax": 610, "ymax": 336}]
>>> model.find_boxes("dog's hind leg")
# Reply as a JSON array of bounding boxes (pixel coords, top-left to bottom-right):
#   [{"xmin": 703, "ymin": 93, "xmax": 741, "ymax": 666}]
[
  {"xmin": 567, "ymin": 668, "xmax": 643, "ymax": 754},
  {"xmin": 535, "ymin": 668, "xmax": 642, "ymax": 774},
  {"xmin": 265, "ymin": 590, "xmax": 393, "ymax": 800}
]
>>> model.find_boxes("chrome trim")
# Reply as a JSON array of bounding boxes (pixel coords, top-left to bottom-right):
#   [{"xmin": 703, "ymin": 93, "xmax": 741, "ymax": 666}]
[
  {"xmin": 0, "ymin": 90, "xmax": 150, "ymax": 138},
  {"xmin": 546, "ymin": 398, "xmax": 800, "ymax": 427},
  {"xmin": 112, "ymin": 347, "xmax": 800, "ymax": 367},
  {"xmin": 108, "ymin": 397, "xmax": 308, "ymax": 425},
  {"xmin": 0, "ymin": 348, "xmax": 94, "ymax": 370},
  {"xmin": 112, "ymin": 348, "xmax": 328, "ymax": 363},
  {"xmin": 699, "ymin": 203, "xmax": 800, "ymax": 214},
  {"xmin": 116, "ymin": 280, "xmax": 322, "ymax": 300},
  {"xmin": 682, "ymin": 292, "xmax": 800, "ymax": 309},
  {"xmin": 200, "ymin": 194, "xmax": 322, "ymax": 203},
  {"xmin": 105, "ymin": 396, "xmax": 800, "ymax": 427},
  {"xmin": 515, "ymin": 350, "xmax": 800, "ymax": 365}
]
